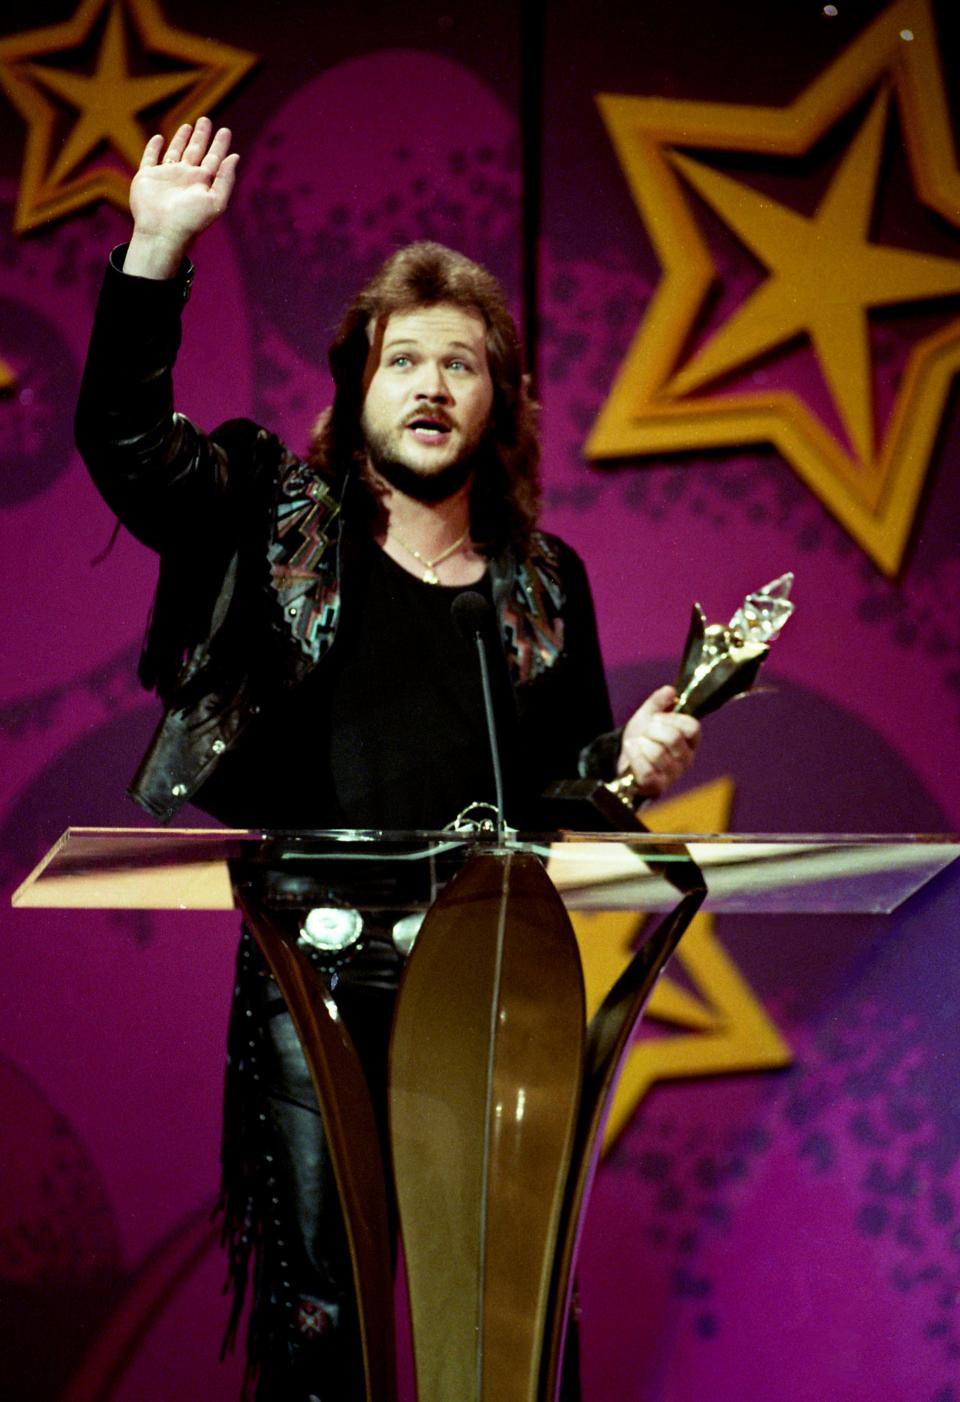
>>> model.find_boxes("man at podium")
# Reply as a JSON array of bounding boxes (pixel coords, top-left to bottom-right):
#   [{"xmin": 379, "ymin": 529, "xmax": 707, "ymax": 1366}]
[{"xmin": 75, "ymin": 117, "xmax": 700, "ymax": 1402}]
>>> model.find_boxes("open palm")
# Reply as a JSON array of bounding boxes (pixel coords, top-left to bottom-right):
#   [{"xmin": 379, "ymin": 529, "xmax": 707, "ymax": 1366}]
[{"xmin": 129, "ymin": 117, "xmax": 238, "ymax": 258}]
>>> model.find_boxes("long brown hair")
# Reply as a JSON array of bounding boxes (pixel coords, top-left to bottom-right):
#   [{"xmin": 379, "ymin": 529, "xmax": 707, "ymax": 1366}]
[{"xmin": 308, "ymin": 241, "xmax": 541, "ymax": 554}]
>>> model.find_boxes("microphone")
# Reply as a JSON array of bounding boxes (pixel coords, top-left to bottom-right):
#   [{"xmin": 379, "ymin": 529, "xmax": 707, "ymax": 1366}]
[
  {"xmin": 451, "ymin": 591, "xmax": 506, "ymax": 842},
  {"xmin": 450, "ymin": 589, "xmax": 490, "ymax": 640}
]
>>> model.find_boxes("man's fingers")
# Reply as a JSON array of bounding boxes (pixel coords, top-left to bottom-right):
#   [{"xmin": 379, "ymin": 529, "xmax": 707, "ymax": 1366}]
[
  {"xmin": 622, "ymin": 711, "xmax": 701, "ymax": 792},
  {"xmin": 646, "ymin": 712, "xmax": 700, "ymax": 751},
  {"xmin": 211, "ymin": 151, "xmax": 240, "ymax": 207},
  {"xmin": 635, "ymin": 729, "xmax": 681, "ymax": 769},
  {"xmin": 182, "ymin": 115, "xmax": 213, "ymax": 165},
  {"xmin": 624, "ymin": 703, "xmax": 700, "ymax": 755},
  {"xmin": 626, "ymin": 684, "xmax": 680, "ymax": 732},
  {"xmin": 617, "ymin": 683, "xmax": 701, "ymax": 800},
  {"xmin": 627, "ymin": 734, "xmax": 667, "ymax": 774},
  {"xmin": 621, "ymin": 745, "xmax": 670, "ymax": 796},
  {"xmin": 648, "ymin": 684, "xmax": 678, "ymax": 712},
  {"xmin": 675, "ymin": 713, "xmax": 701, "ymax": 743},
  {"xmin": 201, "ymin": 126, "xmax": 233, "ymax": 172},
  {"xmin": 162, "ymin": 122, "xmax": 193, "ymax": 164},
  {"xmin": 139, "ymin": 134, "xmax": 164, "ymax": 169}
]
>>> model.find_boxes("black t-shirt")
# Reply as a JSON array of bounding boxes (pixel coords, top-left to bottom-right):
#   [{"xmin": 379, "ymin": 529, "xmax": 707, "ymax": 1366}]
[
  {"xmin": 196, "ymin": 531, "xmax": 615, "ymax": 831},
  {"xmin": 327, "ymin": 541, "xmax": 502, "ymax": 828},
  {"xmin": 201, "ymin": 539, "xmax": 507, "ymax": 829}
]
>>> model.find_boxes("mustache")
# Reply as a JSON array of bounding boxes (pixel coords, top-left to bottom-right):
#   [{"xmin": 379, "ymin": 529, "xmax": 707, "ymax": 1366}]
[{"xmin": 402, "ymin": 408, "xmax": 455, "ymax": 430}]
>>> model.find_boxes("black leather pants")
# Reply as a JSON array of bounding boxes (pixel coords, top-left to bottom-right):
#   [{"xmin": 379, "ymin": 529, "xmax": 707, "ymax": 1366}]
[
  {"xmin": 220, "ymin": 927, "xmax": 582, "ymax": 1402},
  {"xmin": 222, "ymin": 926, "xmax": 400, "ymax": 1401}
]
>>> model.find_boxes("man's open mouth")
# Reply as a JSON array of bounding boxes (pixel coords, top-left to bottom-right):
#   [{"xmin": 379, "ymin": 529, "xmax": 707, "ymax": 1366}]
[{"xmin": 406, "ymin": 416, "xmax": 452, "ymax": 439}]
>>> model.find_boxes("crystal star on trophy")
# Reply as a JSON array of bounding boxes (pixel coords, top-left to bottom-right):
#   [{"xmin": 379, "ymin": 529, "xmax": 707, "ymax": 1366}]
[
  {"xmin": 542, "ymin": 573, "xmax": 795, "ymax": 830},
  {"xmin": 672, "ymin": 571, "xmax": 795, "ymax": 718}
]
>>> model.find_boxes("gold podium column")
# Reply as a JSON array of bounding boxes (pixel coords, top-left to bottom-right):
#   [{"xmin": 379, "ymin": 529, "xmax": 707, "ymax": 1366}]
[{"xmin": 389, "ymin": 849, "xmax": 586, "ymax": 1402}]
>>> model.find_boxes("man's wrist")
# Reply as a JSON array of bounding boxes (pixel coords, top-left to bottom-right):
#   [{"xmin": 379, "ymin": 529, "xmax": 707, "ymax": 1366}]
[
  {"xmin": 123, "ymin": 229, "xmax": 189, "ymax": 280},
  {"xmin": 107, "ymin": 244, "xmax": 194, "ymax": 307}
]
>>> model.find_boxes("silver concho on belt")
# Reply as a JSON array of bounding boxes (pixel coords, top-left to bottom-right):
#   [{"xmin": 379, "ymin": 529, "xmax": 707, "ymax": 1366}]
[
  {"xmin": 298, "ymin": 904, "xmax": 364, "ymax": 954},
  {"xmin": 298, "ymin": 906, "xmax": 425, "ymax": 958}
]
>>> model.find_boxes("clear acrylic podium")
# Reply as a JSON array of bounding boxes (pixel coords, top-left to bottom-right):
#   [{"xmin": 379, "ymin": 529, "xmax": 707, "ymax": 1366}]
[{"xmin": 13, "ymin": 828, "xmax": 960, "ymax": 1402}]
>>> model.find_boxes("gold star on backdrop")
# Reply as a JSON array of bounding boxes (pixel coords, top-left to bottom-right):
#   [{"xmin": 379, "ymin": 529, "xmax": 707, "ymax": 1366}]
[
  {"xmin": 589, "ymin": 0, "xmax": 960, "ymax": 575},
  {"xmin": 0, "ymin": 0, "xmax": 256, "ymax": 233},
  {"xmin": 572, "ymin": 777, "xmax": 792, "ymax": 1152}
]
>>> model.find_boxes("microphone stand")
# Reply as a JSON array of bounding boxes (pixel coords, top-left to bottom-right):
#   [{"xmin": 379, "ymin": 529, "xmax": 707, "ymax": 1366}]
[{"xmin": 451, "ymin": 591, "xmax": 507, "ymax": 845}]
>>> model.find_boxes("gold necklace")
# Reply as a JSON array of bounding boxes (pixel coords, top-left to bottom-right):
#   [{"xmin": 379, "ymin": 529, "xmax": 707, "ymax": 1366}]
[{"xmin": 388, "ymin": 524, "xmax": 470, "ymax": 584}]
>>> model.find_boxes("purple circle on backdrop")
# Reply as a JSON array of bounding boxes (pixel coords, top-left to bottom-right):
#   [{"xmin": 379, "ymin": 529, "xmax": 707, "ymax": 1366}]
[
  {"xmin": 0, "ymin": 298, "xmax": 78, "ymax": 506},
  {"xmin": 234, "ymin": 49, "xmax": 521, "ymax": 371}
]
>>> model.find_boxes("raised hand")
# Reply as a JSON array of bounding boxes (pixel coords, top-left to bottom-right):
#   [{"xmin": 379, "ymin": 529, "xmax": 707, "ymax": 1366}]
[{"xmin": 124, "ymin": 117, "xmax": 239, "ymax": 279}]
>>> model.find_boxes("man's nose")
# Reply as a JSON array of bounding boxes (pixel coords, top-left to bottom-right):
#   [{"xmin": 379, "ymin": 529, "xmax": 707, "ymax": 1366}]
[{"xmin": 414, "ymin": 361, "xmax": 451, "ymax": 401}]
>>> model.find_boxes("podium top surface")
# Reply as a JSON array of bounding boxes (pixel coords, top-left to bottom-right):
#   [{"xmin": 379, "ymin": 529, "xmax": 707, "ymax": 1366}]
[{"xmin": 11, "ymin": 827, "xmax": 960, "ymax": 915}]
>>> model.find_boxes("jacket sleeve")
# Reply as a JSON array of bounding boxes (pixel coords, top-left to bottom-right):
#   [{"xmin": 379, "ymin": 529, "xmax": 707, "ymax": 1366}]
[
  {"xmin": 553, "ymin": 542, "xmax": 622, "ymax": 781},
  {"xmin": 74, "ymin": 246, "xmax": 254, "ymax": 554},
  {"xmin": 510, "ymin": 537, "xmax": 621, "ymax": 793}
]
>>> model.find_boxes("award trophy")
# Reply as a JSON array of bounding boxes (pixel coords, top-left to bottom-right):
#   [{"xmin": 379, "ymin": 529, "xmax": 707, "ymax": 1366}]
[
  {"xmin": 545, "ymin": 573, "xmax": 795, "ymax": 829},
  {"xmin": 672, "ymin": 571, "xmax": 795, "ymax": 718}
]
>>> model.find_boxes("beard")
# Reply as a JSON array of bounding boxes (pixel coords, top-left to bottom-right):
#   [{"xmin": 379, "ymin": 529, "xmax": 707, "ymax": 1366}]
[
  {"xmin": 363, "ymin": 422, "xmax": 493, "ymax": 504},
  {"xmin": 367, "ymin": 451, "xmax": 477, "ymax": 503}
]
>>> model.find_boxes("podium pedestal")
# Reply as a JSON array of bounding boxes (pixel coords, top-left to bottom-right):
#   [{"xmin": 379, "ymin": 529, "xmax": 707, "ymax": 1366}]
[{"xmin": 13, "ymin": 828, "xmax": 959, "ymax": 1401}]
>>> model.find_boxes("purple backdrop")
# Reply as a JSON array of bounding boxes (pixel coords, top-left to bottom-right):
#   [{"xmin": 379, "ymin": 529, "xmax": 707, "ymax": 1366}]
[{"xmin": 1, "ymin": 2, "xmax": 958, "ymax": 1399}]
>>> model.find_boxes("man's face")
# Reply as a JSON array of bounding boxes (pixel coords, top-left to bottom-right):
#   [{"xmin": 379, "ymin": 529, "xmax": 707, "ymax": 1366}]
[{"xmin": 360, "ymin": 303, "xmax": 494, "ymax": 482}]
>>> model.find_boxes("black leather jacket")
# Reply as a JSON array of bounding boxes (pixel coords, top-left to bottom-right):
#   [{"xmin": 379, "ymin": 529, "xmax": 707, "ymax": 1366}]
[{"xmin": 75, "ymin": 249, "xmax": 620, "ymax": 823}]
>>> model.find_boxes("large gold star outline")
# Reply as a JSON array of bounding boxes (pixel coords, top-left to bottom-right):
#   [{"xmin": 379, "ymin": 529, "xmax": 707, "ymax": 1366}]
[
  {"xmin": 588, "ymin": 0, "xmax": 960, "ymax": 575},
  {"xmin": 0, "ymin": 0, "xmax": 257, "ymax": 233}
]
